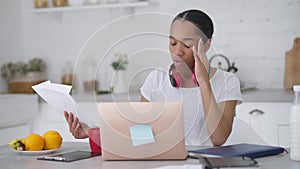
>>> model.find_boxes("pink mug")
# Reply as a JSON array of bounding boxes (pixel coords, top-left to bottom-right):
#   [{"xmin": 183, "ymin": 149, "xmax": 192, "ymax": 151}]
[{"xmin": 88, "ymin": 128, "xmax": 101, "ymax": 153}]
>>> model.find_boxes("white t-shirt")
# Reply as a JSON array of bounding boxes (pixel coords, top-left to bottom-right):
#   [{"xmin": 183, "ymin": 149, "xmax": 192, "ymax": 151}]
[{"xmin": 140, "ymin": 68, "xmax": 243, "ymax": 146}]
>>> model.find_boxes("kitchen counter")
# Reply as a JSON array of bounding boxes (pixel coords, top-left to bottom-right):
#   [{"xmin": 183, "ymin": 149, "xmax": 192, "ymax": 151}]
[
  {"xmin": 241, "ymin": 88, "xmax": 294, "ymax": 102},
  {"xmin": 72, "ymin": 91, "xmax": 141, "ymax": 102},
  {"xmin": 0, "ymin": 142, "xmax": 199, "ymax": 169},
  {"xmin": 0, "ymin": 142, "xmax": 299, "ymax": 169},
  {"xmin": 72, "ymin": 89, "xmax": 294, "ymax": 103},
  {"xmin": 1, "ymin": 88, "xmax": 293, "ymax": 103}
]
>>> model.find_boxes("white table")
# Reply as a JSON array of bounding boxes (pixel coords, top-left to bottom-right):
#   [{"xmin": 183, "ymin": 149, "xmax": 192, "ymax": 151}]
[{"xmin": 0, "ymin": 142, "xmax": 299, "ymax": 169}]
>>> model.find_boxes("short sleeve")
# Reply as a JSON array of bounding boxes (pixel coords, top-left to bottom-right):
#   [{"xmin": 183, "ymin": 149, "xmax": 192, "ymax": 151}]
[{"xmin": 217, "ymin": 73, "xmax": 243, "ymax": 105}]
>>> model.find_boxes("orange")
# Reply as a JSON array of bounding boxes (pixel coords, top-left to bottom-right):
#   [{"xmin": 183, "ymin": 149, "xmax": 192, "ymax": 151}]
[
  {"xmin": 42, "ymin": 130, "xmax": 63, "ymax": 150},
  {"xmin": 24, "ymin": 134, "xmax": 45, "ymax": 151}
]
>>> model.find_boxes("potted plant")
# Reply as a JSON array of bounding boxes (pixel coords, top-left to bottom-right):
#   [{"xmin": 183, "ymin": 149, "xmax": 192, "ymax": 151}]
[
  {"xmin": 111, "ymin": 52, "xmax": 128, "ymax": 71},
  {"xmin": 1, "ymin": 58, "xmax": 47, "ymax": 93},
  {"xmin": 111, "ymin": 52, "xmax": 128, "ymax": 93}
]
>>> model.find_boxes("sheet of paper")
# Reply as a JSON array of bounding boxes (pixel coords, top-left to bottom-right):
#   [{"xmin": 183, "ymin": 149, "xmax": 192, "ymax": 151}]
[
  {"xmin": 32, "ymin": 81, "xmax": 92, "ymax": 127},
  {"xmin": 129, "ymin": 124, "xmax": 155, "ymax": 147},
  {"xmin": 32, "ymin": 80, "xmax": 75, "ymax": 113}
]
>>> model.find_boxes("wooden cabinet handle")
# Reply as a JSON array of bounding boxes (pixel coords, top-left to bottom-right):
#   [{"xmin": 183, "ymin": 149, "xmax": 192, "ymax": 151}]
[{"xmin": 249, "ymin": 109, "xmax": 265, "ymax": 115}]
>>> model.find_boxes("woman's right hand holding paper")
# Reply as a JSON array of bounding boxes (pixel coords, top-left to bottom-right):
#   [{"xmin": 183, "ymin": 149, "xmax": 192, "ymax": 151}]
[{"xmin": 64, "ymin": 111, "xmax": 89, "ymax": 139}]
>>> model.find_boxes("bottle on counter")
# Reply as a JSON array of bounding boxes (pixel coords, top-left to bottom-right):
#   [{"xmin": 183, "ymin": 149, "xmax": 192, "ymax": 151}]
[
  {"xmin": 83, "ymin": 56, "xmax": 98, "ymax": 93},
  {"xmin": 61, "ymin": 61, "xmax": 74, "ymax": 86},
  {"xmin": 290, "ymin": 85, "xmax": 300, "ymax": 161}
]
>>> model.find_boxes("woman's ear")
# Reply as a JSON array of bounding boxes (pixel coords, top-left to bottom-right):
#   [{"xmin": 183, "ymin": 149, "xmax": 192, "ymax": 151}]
[{"xmin": 204, "ymin": 39, "xmax": 212, "ymax": 52}]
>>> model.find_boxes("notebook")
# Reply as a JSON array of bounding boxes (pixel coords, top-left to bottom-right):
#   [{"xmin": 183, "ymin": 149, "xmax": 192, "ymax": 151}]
[
  {"xmin": 97, "ymin": 102, "xmax": 187, "ymax": 160},
  {"xmin": 189, "ymin": 143, "xmax": 284, "ymax": 158}
]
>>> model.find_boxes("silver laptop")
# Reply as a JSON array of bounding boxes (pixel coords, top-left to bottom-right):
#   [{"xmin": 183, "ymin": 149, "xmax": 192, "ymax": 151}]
[{"xmin": 97, "ymin": 102, "xmax": 187, "ymax": 160}]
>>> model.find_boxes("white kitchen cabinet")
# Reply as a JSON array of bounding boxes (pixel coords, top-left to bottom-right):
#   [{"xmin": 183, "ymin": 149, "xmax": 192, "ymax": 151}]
[
  {"xmin": 236, "ymin": 102, "xmax": 292, "ymax": 148},
  {"xmin": 0, "ymin": 94, "xmax": 38, "ymax": 145}
]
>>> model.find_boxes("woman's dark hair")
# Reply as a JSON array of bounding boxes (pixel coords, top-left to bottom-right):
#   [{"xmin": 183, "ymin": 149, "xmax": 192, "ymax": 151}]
[{"xmin": 172, "ymin": 9, "xmax": 214, "ymax": 42}]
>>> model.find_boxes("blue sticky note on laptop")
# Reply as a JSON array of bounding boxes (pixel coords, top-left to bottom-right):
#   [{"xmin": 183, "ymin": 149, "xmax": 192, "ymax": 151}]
[{"xmin": 129, "ymin": 124, "xmax": 155, "ymax": 146}]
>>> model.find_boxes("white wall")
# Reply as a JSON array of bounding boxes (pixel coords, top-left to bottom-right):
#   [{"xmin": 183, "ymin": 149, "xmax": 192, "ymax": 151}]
[
  {"xmin": 0, "ymin": 0, "xmax": 24, "ymax": 92},
  {"xmin": 1, "ymin": 0, "xmax": 300, "ymax": 93}
]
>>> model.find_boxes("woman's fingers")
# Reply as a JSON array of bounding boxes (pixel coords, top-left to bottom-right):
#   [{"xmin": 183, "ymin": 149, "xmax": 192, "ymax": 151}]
[
  {"xmin": 193, "ymin": 39, "xmax": 209, "ymax": 73},
  {"xmin": 64, "ymin": 111, "xmax": 89, "ymax": 139},
  {"xmin": 196, "ymin": 39, "xmax": 206, "ymax": 62},
  {"xmin": 64, "ymin": 111, "xmax": 72, "ymax": 131},
  {"xmin": 192, "ymin": 43, "xmax": 204, "ymax": 69},
  {"xmin": 72, "ymin": 117, "xmax": 79, "ymax": 132},
  {"xmin": 66, "ymin": 112, "xmax": 78, "ymax": 134},
  {"xmin": 192, "ymin": 47, "xmax": 201, "ymax": 63},
  {"xmin": 71, "ymin": 117, "xmax": 81, "ymax": 138},
  {"xmin": 74, "ymin": 123, "xmax": 81, "ymax": 138},
  {"xmin": 64, "ymin": 111, "xmax": 69, "ymax": 123},
  {"xmin": 198, "ymin": 39, "xmax": 205, "ymax": 55},
  {"xmin": 69, "ymin": 113, "xmax": 74, "ymax": 131},
  {"xmin": 64, "ymin": 111, "xmax": 68, "ymax": 118}
]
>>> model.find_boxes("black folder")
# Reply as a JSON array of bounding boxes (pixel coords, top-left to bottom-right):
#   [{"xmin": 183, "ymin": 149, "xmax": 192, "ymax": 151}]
[
  {"xmin": 37, "ymin": 151, "xmax": 101, "ymax": 162},
  {"xmin": 189, "ymin": 143, "xmax": 284, "ymax": 158}
]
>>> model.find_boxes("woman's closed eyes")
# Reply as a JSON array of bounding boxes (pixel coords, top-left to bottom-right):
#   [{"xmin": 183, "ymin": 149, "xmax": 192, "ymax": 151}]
[{"xmin": 169, "ymin": 36, "xmax": 194, "ymax": 49}]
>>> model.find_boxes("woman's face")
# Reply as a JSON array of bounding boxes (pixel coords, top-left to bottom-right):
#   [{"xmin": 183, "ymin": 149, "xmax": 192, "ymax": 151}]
[{"xmin": 169, "ymin": 19, "xmax": 201, "ymax": 70}]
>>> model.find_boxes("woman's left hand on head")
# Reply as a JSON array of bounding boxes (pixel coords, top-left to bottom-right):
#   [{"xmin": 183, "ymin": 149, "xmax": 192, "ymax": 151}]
[{"xmin": 192, "ymin": 39, "xmax": 210, "ymax": 83}]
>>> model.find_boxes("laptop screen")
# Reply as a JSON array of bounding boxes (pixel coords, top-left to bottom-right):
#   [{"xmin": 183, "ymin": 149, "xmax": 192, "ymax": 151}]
[{"xmin": 97, "ymin": 102, "xmax": 187, "ymax": 160}]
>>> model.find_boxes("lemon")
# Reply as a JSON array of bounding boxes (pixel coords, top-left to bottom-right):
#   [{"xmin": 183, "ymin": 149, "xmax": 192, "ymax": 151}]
[
  {"xmin": 42, "ymin": 130, "xmax": 63, "ymax": 150},
  {"xmin": 24, "ymin": 134, "xmax": 45, "ymax": 151}
]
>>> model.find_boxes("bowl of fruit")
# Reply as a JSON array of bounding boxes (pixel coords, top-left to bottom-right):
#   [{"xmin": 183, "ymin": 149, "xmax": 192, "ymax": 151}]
[{"xmin": 9, "ymin": 130, "xmax": 63, "ymax": 155}]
